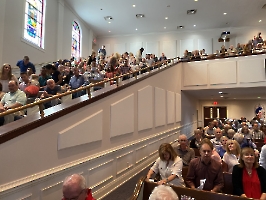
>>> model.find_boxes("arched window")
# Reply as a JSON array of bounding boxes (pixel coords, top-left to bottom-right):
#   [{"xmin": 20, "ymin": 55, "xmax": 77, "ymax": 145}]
[
  {"xmin": 24, "ymin": 0, "xmax": 45, "ymax": 48},
  {"xmin": 71, "ymin": 21, "xmax": 81, "ymax": 59}
]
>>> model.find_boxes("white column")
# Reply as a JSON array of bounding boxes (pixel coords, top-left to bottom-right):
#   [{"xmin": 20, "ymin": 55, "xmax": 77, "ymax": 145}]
[
  {"xmin": 0, "ymin": 0, "xmax": 7, "ymax": 65},
  {"xmin": 56, "ymin": 0, "xmax": 64, "ymax": 60}
]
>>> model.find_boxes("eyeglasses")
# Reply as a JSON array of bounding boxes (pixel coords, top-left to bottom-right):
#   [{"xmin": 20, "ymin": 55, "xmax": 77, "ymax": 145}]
[{"xmin": 63, "ymin": 189, "xmax": 84, "ymax": 200}]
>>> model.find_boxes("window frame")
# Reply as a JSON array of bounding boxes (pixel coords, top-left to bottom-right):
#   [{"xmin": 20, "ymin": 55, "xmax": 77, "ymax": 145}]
[{"xmin": 23, "ymin": 0, "xmax": 46, "ymax": 49}]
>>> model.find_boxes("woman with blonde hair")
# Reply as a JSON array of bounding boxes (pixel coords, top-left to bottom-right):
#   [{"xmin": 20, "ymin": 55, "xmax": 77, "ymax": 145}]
[
  {"xmin": 146, "ymin": 143, "xmax": 184, "ymax": 187},
  {"xmin": 0, "ymin": 63, "xmax": 18, "ymax": 92},
  {"xmin": 223, "ymin": 139, "xmax": 241, "ymax": 173}
]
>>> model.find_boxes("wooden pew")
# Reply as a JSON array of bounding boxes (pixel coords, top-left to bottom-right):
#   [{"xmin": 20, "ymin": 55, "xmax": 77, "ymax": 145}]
[
  {"xmin": 222, "ymin": 172, "xmax": 233, "ymax": 195},
  {"xmin": 255, "ymin": 141, "xmax": 264, "ymax": 151},
  {"xmin": 130, "ymin": 176, "xmax": 250, "ymax": 200},
  {"xmin": 193, "ymin": 148, "xmax": 200, "ymax": 157}
]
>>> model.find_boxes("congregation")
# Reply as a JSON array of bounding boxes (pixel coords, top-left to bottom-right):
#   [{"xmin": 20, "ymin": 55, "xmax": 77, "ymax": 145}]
[
  {"xmin": 0, "ymin": 31, "xmax": 265, "ymax": 126},
  {"xmin": 61, "ymin": 115, "xmax": 266, "ymax": 200},
  {"xmin": 144, "ymin": 115, "xmax": 266, "ymax": 199},
  {"xmin": 181, "ymin": 32, "xmax": 266, "ymax": 61},
  {"xmin": 0, "ymin": 49, "xmax": 169, "ymax": 125}
]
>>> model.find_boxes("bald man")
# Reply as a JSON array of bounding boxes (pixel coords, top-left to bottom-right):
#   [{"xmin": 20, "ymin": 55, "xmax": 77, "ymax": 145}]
[
  {"xmin": 0, "ymin": 80, "xmax": 27, "ymax": 125},
  {"xmin": 62, "ymin": 174, "xmax": 95, "ymax": 200},
  {"xmin": 173, "ymin": 134, "xmax": 195, "ymax": 166}
]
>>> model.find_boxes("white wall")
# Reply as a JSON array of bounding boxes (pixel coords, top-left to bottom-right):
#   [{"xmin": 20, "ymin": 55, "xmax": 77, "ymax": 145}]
[
  {"xmin": 0, "ymin": 63, "xmax": 199, "ymax": 200},
  {"xmin": 181, "ymin": 92, "xmax": 199, "ymax": 134},
  {"xmin": 96, "ymin": 25, "xmax": 266, "ymax": 58},
  {"xmin": 0, "ymin": 0, "xmax": 94, "ymax": 69}
]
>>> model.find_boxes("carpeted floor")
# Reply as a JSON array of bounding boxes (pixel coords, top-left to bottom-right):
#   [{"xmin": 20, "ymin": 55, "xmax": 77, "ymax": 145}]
[{"xmin": 101, "ymin": 167, "xmax": 150, "ymax": 200}]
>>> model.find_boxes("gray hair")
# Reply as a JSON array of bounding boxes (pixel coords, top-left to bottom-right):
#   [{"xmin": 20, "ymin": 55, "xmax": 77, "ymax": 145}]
[
  {"xmin": 63, "ymin": 174, "xmax": 86, "ymax": 190},
  {"xmin": 149, "ymin": 185, "xmax": 179, "ymax": 200},
  {"xmin": 233, "ymin": 133, "xmax": 244, "ymax": 144},
  {"xmin": 227, "ymin": 129, "xmax": 235, "ymax": 135}
]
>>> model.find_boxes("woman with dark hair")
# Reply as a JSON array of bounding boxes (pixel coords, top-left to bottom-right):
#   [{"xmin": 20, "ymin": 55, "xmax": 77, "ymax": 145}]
[
  {"xmin": 146, "ymin": 143, "xmax": 184, "ymax": 187},
  {"xmin": 87, "ymin": 51, "xmax": 97, "ymax": 66},
  {"xmin": 46, "ymin": 64, "xmax": 62, "ymax": 86},
  {"xmin": 232, "ymin": 147, "xmax": 266, "ymax": 199},
  {"xmin": 0, "ymin": 63, "xmax": 18, "ymax": 92},
  {"xmin": 105, "ymin": 56, "xmax": 117, "ymax": 85}
]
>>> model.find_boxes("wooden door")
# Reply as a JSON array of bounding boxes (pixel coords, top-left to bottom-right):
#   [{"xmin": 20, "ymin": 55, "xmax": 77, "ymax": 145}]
[{"xmin": 203, "ymin": 106, "xmax": 227, "ymax": 127}]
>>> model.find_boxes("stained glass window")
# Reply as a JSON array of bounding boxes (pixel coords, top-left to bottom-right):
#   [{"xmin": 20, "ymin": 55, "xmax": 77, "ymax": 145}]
[
  {"xmin": 71, "ymin": 21, "xmax": 81, "ymax": 59},
  {"xmin": 24, "ymin": 0, "xmax": 45, "ymax": 48}
]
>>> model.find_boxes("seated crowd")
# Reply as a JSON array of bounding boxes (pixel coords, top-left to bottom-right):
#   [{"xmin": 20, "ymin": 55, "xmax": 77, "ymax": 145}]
[
  {"xmin": 181, "ymin": 32, "xmax": 266, "ymax": 61},
  {"xmin": 145, "ymin": 116, "xmax": 266, "ymax": 199},
  {"xmin": 63, "ymin": 116, "xmax": 266, "ymax": 200},
  {"xmin": 0, "ymin": 49, "xmax": 169, "ymax": 125}
]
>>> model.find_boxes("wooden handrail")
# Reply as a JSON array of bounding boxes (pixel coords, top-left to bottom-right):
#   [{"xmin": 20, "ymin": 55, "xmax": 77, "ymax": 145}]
[
  {"xmin": 0, "ymin": 59, "xmax": 176, "ymax": 118},
  {"xmin": 2, "ymin": 50, "xmax": 266, "ymax": 118},
  {"xmin": 0, "ymin": 52, "xmax": 265, "ymax": 143}
]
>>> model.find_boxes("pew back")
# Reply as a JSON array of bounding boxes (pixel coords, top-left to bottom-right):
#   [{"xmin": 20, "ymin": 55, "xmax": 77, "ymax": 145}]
[{"xmin": 130, "ymin": 176, "xmax": 250, "ymax": 200}]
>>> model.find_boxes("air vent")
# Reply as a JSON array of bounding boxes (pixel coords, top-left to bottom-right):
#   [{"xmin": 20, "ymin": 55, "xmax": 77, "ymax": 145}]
[
  {"xmin": 177, "ymin": 26, "xmax": 184, "ymax": 29},
  {"xmin": 262, "ymin": 4, "xmax": 266, "ymax": 9},
  {"xmin": 136, "ymin": 14, "xmax": 145, "ymax": 18},
  {"xmin": 104, "ymin": 16, "xmax": 113, "ymax": 21},
  {"xmin": 187, "ymin": 9, "xmax": 197, "ymax": 15}
]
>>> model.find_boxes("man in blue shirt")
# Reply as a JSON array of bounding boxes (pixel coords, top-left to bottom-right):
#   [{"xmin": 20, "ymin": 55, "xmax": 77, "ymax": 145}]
[
  {"xmin": 40, "ymin": 79, "xmax": 61, "ymax": 108},
  {"xmin": 69, "ymin": 67, "xmax": 86, "ymax": 99},
  {"xmin": 16, "ymin": 56, "xmax": 36, "ymax": 73},
  {"xmin": 98, "ymin": 45, "xmax": 106, "ymax": 59}
]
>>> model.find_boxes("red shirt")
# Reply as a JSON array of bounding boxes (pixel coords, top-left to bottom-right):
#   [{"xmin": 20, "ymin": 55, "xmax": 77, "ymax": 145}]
[
  {"xmin": 62, "ymin": 189, "xmax": 96, "ymax": 200},
  {"xmin": 85, "ymin": 189, "xmax": 96, "ymax": 200},
  {"xmin": 243, "ymin": 168, "xmax": 261, "ymax": 199}
]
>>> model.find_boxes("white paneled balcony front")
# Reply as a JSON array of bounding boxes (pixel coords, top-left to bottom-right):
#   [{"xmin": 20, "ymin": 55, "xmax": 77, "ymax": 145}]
[{"xmin": 182, "ymin": 54, "xmax": 266, "ymax": 90}]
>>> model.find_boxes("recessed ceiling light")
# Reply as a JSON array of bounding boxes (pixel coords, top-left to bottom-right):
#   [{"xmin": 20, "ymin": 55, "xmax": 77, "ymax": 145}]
[
  {"xmin": 165, "ymin": 17, "xmax": 168, "ymax": 20},
  {"xmin": 194, "ymin": 0, "xmax": 198, "ymax": 1},
  {"xmin": 132, "ymin": 5, "xmax": 136, "ymax": 7},
  {"xmin": 258, "ymin": 97, "xmax": 261, "ymax": 99},
  {"xmin": 108, "ymin": 31, "xmax": 111, "ymax": 32},
  {"xmin": 164, "ymin": 27, "xmax": 166, "ymax": 29},
  {"xmin": 177, "ymin": 26, "xmax": 184, "ymax": 29},
  {"xmin": 194, "ymin": 24, "xmax": 196, "ymax": 27},
  {"xmin": 223, "ymin": 12, "xmax": 227, "ymax": 15},
  {"xmin": 108, "ymin": 22, "xmax": 111, "ymax": 24},
  {"xmin": 136, "ymin": 14, "xmax": 145, "ymax": 18},
  {"xmin": 220, "ymin": 96, "xmax": 224, "ymax": 98},
  {"xmin": 219, "ymin": 92, "xmax": 222, "ymax": 94},
  {"xmin": 259, "ymin": 20, "xmax": 262, "ymax": 22},
  {"xmin": 136, "ymin": 28, "xmax": 138, "ymax": 30}
]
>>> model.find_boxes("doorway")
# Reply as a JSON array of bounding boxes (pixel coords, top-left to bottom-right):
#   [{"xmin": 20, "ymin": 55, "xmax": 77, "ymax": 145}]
[{"xmin": 203, "ymin": 106, "xmax": 227, "ymax": 127}]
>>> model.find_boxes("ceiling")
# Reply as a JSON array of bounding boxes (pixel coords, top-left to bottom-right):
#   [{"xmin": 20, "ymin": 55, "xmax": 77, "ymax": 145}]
[
  {"xmin": 182, "ymin": 87, "xmax": 266, "ymax": 100},
  {"xmin": 65, "ymin": 0, "xmax": 266, "ymax": 37},
  {"xmin": 64, "ymin": 0, "xmax": 266, "ymax": 100}
]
